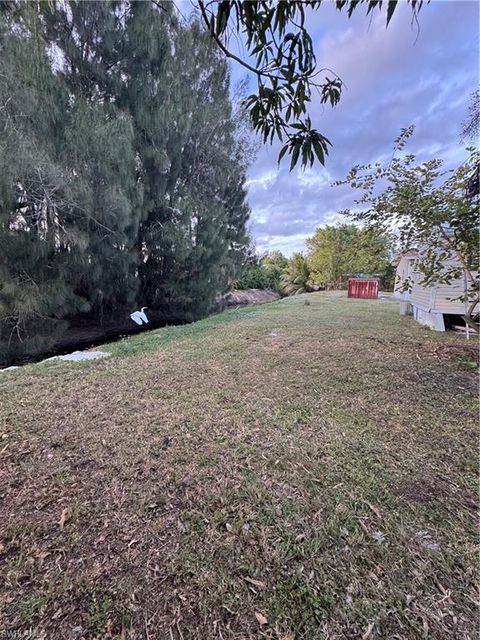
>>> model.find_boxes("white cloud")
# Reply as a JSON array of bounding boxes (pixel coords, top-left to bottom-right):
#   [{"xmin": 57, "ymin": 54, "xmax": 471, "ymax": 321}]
[
  {"xmin": 255, "ymin": 232, "xmax": 310, "ymax": 257},
  {"xmin": 245, "ymin": 170, "xmax": 278, "ymax": 190}
]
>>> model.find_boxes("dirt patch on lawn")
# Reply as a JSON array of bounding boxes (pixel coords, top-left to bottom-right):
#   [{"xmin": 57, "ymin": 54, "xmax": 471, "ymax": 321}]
[
  {"xmin": 430, "ymin": 343, "xmax": 479, "ymax": 367},
  {"xmin": 391, "ymin": 477, "xmax": 450, "ymax": 504},
  {"xmin": 391, "ymin": 475, "xmax": 478, "ymax": 514}
]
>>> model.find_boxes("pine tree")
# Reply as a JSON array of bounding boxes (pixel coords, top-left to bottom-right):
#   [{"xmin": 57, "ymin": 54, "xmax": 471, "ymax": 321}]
[
  {"xmin": 120, "ymin": 1, "xmax": 187, "ymax": 315},
  {"xmin": 0, "ymin": 1, "xmax": 252, "ymax": 363},
  {"xmin": 43, "ymin": 1, "xmax": 142, "ymax": 318},
  {"xmin": 159, "ymin": 21, "xmax": 250, "ymax": 319},
  {"xmin": 0, "ymin": 6, "xmax": 88, "ymax": 360}
]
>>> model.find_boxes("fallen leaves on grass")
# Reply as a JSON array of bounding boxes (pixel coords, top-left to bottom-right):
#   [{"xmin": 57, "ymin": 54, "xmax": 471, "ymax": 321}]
[
  {"xmin": 255, "ymin": 612, "xmax": 268, "ymax": 625},
  {"xmin": 58, "ymin": 508, "xmax": 70, "ymax": 530},
  {"xmin": 244, "ymin": 576, "xmax": 266, "ymax": 588},
  {"xmin": 0, "ymin": 293, "xmax": 477, "ymax": 639}
]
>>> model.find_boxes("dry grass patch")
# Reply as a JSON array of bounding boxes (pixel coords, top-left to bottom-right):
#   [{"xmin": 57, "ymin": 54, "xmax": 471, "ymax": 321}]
[{"xmin": 0, "ymin": 293, "xmax": 478, "ymax": 639}]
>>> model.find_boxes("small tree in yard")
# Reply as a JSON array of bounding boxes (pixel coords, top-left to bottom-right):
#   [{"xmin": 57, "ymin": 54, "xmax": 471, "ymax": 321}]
[{"xmin": 338, "ymin": 127, "xmax": 480, "ymax": 331}]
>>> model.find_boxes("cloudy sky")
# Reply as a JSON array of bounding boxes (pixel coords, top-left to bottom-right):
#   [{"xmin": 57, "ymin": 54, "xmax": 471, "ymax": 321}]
[{"xmin": 229, "ymin": 1, "xmax": 479, "ymax": 256}]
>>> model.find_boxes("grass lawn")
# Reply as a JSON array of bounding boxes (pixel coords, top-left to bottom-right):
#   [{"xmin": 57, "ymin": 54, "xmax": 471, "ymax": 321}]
[{"xmin": 0, "ymin": 292, "xmax": 478, "ymax": 639}]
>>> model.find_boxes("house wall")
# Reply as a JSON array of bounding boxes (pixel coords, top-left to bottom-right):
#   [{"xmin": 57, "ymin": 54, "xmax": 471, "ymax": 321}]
[
  {"xmin": 412, "ymin": 305, "xmax": 445, "ymax": 331},
  {"xmin": 411, "ymin": 258, "xmax": 470, "ymax": 314},
  {"xmin": 433, "ymin": 279, "xmax": 469, "ymax": 313},
  {"xmin": 410, "ymin": 274, "xmax": 432, "ymax": 309},
  {"xmin": 394, "ymin": 256, "xmax": 415, "ymax": 300},
  {"xmin": 395, "ymin": 235, "xmax": 478, "ymax": 331}
]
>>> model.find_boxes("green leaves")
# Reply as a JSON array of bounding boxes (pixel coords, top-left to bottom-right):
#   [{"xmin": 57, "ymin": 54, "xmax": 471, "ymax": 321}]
[
  {"xmin": 200, "ymin": 1, "xmax": 342, "ymax": 169},
  {"xmin": 386, "ymin": 0, "xmax": 399, "ymax": 26},
  {"xmin": 199, "ymin": 0, "xmax": 427, "ymax": 169},
  {"xmin": 215, "ymin": 1, "xmax": 231, "ymax": 36},
  {"xmin": 290, "ymin": 142, "xmax": 301, "ymax": 172},
  {"xmin": 320, "ymin": 78, "xmax": 343, "ymax": 108},
  {"xmin": 306, "ymin": 223, "xmax": 392, "ymax": 288},
  {"xmin": 337, "ymin": 0, "xmax": 427, "ymax": 25},
  {"xmin": 277, "ymin": 126, "xmax": 331, "ymax": 171},
  {"xmin": 281, "ymin": 252, "xmax": 311, "ymax": 295}
]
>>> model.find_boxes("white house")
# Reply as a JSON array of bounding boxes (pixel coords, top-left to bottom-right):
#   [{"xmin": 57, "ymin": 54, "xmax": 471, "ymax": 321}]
[{"xmin": 394, "ymin": 249, "xmax": 475, "ymax": 331}]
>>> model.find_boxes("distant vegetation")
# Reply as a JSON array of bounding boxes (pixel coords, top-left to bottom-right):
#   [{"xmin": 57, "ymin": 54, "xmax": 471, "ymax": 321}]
[
  {"xmin": 307, "ymin": 224, "xmax": 393, "ymax": 289},
  {"xmin": 235, "ymin": 251, "xmax": 288, "ymax": 294},
  {"xmin": 236, "ymin": 224, "xmax": 393, "ymax": 296}
]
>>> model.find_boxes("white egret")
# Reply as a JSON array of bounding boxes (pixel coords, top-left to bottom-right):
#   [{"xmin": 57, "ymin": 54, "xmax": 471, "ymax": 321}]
[{"xmin": 130, "ymin": 307, "xmax": 149, "ymax": 325}]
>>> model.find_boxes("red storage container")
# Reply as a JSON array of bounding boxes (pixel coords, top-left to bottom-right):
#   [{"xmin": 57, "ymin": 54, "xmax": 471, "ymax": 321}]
[{"xmin": 348, "ymin": 278, "xmax": 379, "ymax": 299}]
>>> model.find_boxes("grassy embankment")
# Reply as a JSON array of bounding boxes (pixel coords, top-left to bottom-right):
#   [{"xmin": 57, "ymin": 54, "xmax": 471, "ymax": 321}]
[{"xmin": 0, "ymin": 292, "xmax": 478, "ymax": 639}]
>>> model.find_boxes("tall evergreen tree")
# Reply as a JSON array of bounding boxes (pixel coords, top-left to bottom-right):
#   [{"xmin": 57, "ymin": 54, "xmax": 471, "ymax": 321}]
[
  {"xmin": 160, "ymin": 21, "xmax": 250, "ymax": 319},
  {"xmin": 0, "ymin": 6, "xmax": 88, "ymax": 359},
  {"xmin": 120, "ymin": 1, "xmax": 188, "ymax": 316},
  {"xmin": 0, "ymin": 1, "xmax": 252, "ymax": 363},
  {"xmin": 43, "ymin": 1, "xmax": 143, "ymax": 318}
]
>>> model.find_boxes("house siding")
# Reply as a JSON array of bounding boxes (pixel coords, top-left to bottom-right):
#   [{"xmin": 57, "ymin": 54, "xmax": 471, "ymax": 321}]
[
  {"xmin": 394, "ymin": 256, "xmax": 415, "ymax": 300},
  {"xmin": 410, "ymin": 271, "xmax": 432, "ymax": 309},
  {"xmin": 434, "ymin": 279, "xmax": 467, "ymax": 313},
  {"xmin": 395, "ymin": 245, "xmax": 478, "ymax": 330}
]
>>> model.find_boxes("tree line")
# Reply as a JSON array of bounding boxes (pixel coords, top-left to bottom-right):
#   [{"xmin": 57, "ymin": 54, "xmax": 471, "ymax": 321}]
[
  {"xmin": 236, "ymin": 224, "xmax": 393, "ymax": 295},
  {"xmin": 0, "ymin": 1, "xmax": 252, "ymax": 363}
]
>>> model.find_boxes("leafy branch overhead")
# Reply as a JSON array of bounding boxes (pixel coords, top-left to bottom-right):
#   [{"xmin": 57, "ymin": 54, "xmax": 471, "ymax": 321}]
[{"xmin": 197, "ymin": 0, "xmax": 428, "ymax": 169}]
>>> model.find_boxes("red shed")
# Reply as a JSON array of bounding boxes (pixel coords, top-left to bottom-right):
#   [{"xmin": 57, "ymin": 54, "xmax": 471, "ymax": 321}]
[{"xmin": 348, "ymin": 278, "xmax": 379, "ymax": 299}]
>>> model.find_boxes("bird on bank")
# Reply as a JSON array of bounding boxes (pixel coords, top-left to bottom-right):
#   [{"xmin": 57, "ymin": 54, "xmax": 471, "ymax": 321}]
[{"xmin": 130, "ymin": 307, "xmax": 149, "ymax": 325}]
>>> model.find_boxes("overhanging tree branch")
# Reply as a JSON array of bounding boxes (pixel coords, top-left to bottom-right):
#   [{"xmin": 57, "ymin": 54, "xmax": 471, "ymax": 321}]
[{"xmin": 193, "ymin": 0, "xmax": 429, "ymax": 169}]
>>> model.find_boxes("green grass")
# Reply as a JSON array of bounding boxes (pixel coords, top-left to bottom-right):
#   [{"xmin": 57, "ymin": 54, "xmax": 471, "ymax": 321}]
[{"xmin": 0, "ymin": 292, "xmax": 478, "ymax": 639}]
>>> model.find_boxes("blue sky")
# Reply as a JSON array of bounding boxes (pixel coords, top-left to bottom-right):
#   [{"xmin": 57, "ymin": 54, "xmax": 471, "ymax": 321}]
[{"xmin": 227, "ymin": 1, "xmax": 479, "ymax": 256}]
